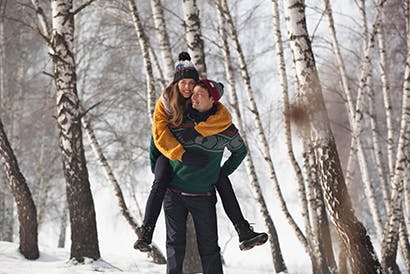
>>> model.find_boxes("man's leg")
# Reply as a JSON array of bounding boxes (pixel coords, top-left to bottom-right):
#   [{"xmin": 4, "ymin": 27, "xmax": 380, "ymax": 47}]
[
  {"xmin": 188, "ymin": 195, "xmax": 223, "ymax": 274},
  {"xmin": 216, "ymin": 174, "xmax": 268, "ymax": 251},
  {"xmin": 135, "ymin": 155, "xmax": 171, "ymax": 252},
  {"xmin": 164, "ymin": 191, "xmax": 188, "ymax": 274}
]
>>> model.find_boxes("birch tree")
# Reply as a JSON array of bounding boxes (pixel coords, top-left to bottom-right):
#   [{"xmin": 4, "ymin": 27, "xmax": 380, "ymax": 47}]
[
  {"xmin": 282, "ymin": 0, "xmax": 382, "ymax": 273},
  {"xmin": 220, "ymin": 0, "xmax": 312, "ymax": 261},
  {"xmin": 381, "ymin": 5, "xmax": 410, "ymax": 270},
  {"xmin": 182, "ymin": 0, "xmax": 206, "ymax": 78},
  {"xmin": 150, "ymin": 0, "xmax": 174, "ymax": 82},
  {"xmin": 215, "ymin": 2, "xmax": 287, "ymax": 272},
  {"xmin": 179, "ymin": 1, "xmax": 209, "ymax": 271},
  {"xmin": 31, "ymin": 0, "xmax": 100, "ymax": 261},
  {"xmin": 127, "ymin": 0, "xmax": 156, "ymax": 119},
  {"xmin": 0, "ymin": 0, "xmax": 14, "ymax": 243},
  {"xmin": 81, "ymin": 107, "xmax": 166, "ymax": 264},
  {"xmin": 0, "ymin": 118, "xmax": 39, "ymax": 260}
]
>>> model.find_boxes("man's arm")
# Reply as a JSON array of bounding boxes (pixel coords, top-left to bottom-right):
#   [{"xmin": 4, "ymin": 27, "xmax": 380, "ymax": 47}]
[
  {"xmin": 221, "ymin": 125, "xmax": 248, "ymax": 176},
  {"xmin": 194, "ymin": 102, "xmax": 232, "ymax": 137}
]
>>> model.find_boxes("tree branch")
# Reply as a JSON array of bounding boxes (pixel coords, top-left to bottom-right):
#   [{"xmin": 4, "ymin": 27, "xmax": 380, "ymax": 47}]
[{"xmin": 72, "ymin": 0, "xmax": 99, "ymax": 16}]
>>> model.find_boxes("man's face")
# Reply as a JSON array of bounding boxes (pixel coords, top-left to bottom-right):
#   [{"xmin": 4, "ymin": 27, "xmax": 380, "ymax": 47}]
[
  {"xmin": 191, "ymin": 85, "xmax": 214, "ymax": 112},
  {"xmin": 177, "ymin": 78, "xmax": 196, "ymax": 98}
]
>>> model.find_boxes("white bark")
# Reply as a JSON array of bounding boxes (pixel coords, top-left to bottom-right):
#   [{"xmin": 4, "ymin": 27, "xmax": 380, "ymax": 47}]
[
  {"xmin": 271, "ymin": 0, "xmax": 310, "ymax": 237},
  {"xmin": 406, "ymin": 165, "xmax": 410, "ymax": 241},
  {"xmin": 127, "ymin": 0, "xmax": 156, "ymax": 120},
  {"xmin": 381, "ymin": 23, "xmax": 410, "ymax": 271},
  {"xmin": 374, "ymin": 0, "xmax": 395, "ymax": 181},
  {"xmin": 283, "ymin": 0, "xmax": 381, "ymax": 272},
  {"xmin": 222, "ymin": 0, "xmax": 309, "ymax": 255},
  {"xmin": 150, "ymin": 0, "xmax": 174, "ymax": 82},
  {"xmin": 368, "ymin": 84, "xmax": 389, "ymax": 209},
  {"xmin": 346, "ymin": 3, "xmax": 385, "ymax": 240},
  {"xmin": 81, "ymin": 111, "xmax": 166, "ymax": 264},
  {"xmin": 31, "ymin": 0, "xmax": 51, "ymax": 39},
  {"xmin": 181, "ymin": 0, "xmax": 206, "ymax": 76},
  {"xmin": 0, "ymin": 5, "xmax": 4, "ymax": 114},
  {"xmin": 49, "ymin": 0, "xmax": 100, "ymax": 261},
  {"xmin": 216, "ymin": 2, "xmax": 287, "ymax": 272}
]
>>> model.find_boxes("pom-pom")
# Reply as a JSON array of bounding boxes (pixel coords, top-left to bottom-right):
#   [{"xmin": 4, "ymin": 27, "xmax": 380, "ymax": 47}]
[{"xmin": 178, "ymin": 52, "xmax": 191, "ymax": 61}]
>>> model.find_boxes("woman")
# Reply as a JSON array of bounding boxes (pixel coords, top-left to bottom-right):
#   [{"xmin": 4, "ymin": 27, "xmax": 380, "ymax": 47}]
[{"xmin": 134, "ymin": 52, "xmax": 268, "ymax": 252}]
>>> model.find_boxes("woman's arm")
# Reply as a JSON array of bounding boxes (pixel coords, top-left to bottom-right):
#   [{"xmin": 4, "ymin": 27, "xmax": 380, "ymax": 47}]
[
  {"xmin": 152, "ymin": 99, "xmax": 186, "ymax": 161},
  {"xmin": 194, "ymin": 102, "xmax": 232, "ymax": 137}
]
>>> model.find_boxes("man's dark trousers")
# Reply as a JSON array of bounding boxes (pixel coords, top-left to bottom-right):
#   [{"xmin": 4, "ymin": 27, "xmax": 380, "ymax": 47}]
[{"xmin": 164, "ymin": 190, "xmax": 223, "ymax": 274}]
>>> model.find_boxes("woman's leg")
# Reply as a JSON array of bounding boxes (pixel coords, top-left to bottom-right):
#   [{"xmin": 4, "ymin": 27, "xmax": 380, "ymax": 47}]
[
  {"xmin": 215, "ymin": 174, "xmax": 246, "ymax": 224},
  {"xmin": 216, "ymin": 173, "xmax": 269, "ymax": 250},
  {"xmin": 143, "ymin": 154, "xmax": 171, "ymax": 225},
  {"xmin": 134, "ymin": 154, "xmax": 171, "ymax": 251}
]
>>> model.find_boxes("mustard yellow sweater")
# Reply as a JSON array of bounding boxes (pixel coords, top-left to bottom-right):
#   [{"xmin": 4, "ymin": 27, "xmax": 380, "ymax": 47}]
[{"xmin": 152, "ymin": 98, "xmax": 232, "ymax": 161}]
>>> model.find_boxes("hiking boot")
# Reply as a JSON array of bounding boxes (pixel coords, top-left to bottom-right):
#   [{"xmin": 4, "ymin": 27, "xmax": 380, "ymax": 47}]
[
  {"xmin": 133, "ymin": 224, "xmax": 155, "ymax": 252},
  {"xmin": 234, "ymin": 221, "xmax": 269, "ymax": 251}
]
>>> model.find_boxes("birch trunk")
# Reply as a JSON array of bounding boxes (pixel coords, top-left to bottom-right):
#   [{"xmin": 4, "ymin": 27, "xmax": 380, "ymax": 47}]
[
  {"xmin": 303, "ymin": 142, "xmax": 336, "ymax": 274},
  {"xmin": 81, "ymin": 111, "xmax": 166, "ymax": 264},
  {"xmin": 180, "ymin": 1, "xmax": 209, "ymax": 271},
  {"xmin": 271, "ymin": 0, "xmax": 310, "ymax": 238},
  {"xmin": 351, "ymin": 5, "xmax": 386, "ymax": 239},
  {"xmin": 0, "ymin": 118, "xmax": 39, "ymax": 259},
  {"xmin": 34, "ymin": 129, "xmax": 47, "ymax": 226},
  {"xmin": 127, "ymin": 0, "xmax": 156, "ymax": 120},
  {"xmin": 368, "ymin": 84, "xmax": 390, "ymax": 207},
  {"xmin": 0, "ymin": 1, "xmax": 13, "ymax": 243},
  {"xmin": 398, "ymin": 216, "xmax": 410, "ymax": 273},
  {"xmin": 406, "ymin": 164, "xmax": 410, "ymax": 244},
  {"xmin": 272, "ymin": 0, "xmax": 335, "ymax": 271},
  {"xmin": 150, "ymin": 0, "xmax": 174, "ymax": 82},
  {"xmin": 283, "ymin": 1, "xmax": 382, "ymax": 273},
  {"xmin": 0, "ymin": 175, "xmax": 13, "ymax": 241},
  {"xmin": 50, "ymin": 0, "xmax": 100, "ymax": 261},
  {"xmin": 0, "ymin": 1, "xmax": 5, "ymax": 114},
  {"xmin": 149, "ymin": 47, "xmax": 167, "ymax": 92},
  {"xmin": 216, "ymin": 3, "xmax": 287, "ymax": 272},
  {"xmin": 221, "ymin": 0, "xmax": 310, "ymax": 256},
  {"xmin": 58, "ymin": 200, "xmax": 68, "ymax": 248},
  {"xmin": 381, "ymin": 22, "xmax": 410, "ymax": 272},
  {"xmin": 181, "ymin": 0, "xmax": 206, "ymax": 77},
  {"xmin": 375, "ymin": 0, "xmax": 395, "ymax": 181}
]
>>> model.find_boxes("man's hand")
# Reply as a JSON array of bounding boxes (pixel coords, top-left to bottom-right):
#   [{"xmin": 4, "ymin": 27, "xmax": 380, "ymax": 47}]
[
  {"xmin": 181, "ymin": 127, "xmax": 201, "ymax": 142},
  {"xmin": 181, "ymin": 151, "xmax": 209, "ymax": 168}
]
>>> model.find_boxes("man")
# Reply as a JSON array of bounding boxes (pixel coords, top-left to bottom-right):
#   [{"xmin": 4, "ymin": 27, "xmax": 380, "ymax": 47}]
[{"xmin": 154, "ymin": 79, "xmax": 258, "ymax": 274}]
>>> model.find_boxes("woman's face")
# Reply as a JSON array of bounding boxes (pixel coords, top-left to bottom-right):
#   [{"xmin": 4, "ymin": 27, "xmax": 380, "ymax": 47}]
[{"xmin": 177, "ymin": 78, "xmax": 196, "ymax": 98}]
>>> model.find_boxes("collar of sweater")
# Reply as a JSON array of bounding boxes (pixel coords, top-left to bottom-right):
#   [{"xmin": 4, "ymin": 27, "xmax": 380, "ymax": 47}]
[{"xmin": 187, "ymin": 104, "xmax": 217, "ymax": 123}]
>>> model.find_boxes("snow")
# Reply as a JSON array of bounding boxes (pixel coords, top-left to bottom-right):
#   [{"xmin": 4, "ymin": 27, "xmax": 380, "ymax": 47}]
[
  {"xmin": 0, "ymin": 240, "xmax": 290, "ymax": 274},
  {"xmin": 0, "ymin": 174, "xmax": 311, "ymax": 274}
]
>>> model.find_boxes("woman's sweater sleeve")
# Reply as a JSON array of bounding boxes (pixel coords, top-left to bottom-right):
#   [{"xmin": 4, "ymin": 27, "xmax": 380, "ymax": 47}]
[
  {"xmin": 152, "ymin": 99, "xmax": 186, "ymax": 161},
  {"xmin": 194, "ymin": 102, "xmax": 232, "ymax": 136}
]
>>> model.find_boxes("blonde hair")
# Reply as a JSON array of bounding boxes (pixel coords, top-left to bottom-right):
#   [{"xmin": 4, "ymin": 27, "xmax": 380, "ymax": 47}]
[{"xmin": 164, "ymin": 83, "xmax": 190, "ymax": 126}]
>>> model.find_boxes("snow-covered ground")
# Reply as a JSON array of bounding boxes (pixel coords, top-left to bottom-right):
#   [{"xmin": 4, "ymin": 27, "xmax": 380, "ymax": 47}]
[{"xmin": 0, "ymin": 240, "xmax": 290, "ymax": 274}]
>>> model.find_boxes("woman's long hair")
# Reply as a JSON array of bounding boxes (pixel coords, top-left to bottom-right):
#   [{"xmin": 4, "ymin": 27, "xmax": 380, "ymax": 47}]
[{"xmin": 164, "ymin": 83, "xmax": 190, "ymax": 126}]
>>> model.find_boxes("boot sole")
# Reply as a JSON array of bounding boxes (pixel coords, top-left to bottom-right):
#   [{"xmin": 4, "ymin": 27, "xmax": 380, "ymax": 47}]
[
  {"xmin": 239, "ymin": 233, "xmax": 269, "ymax": 251},
  {"xmin": 133, "ymin": 242, "xmax": 152, "ymax": 253}
]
